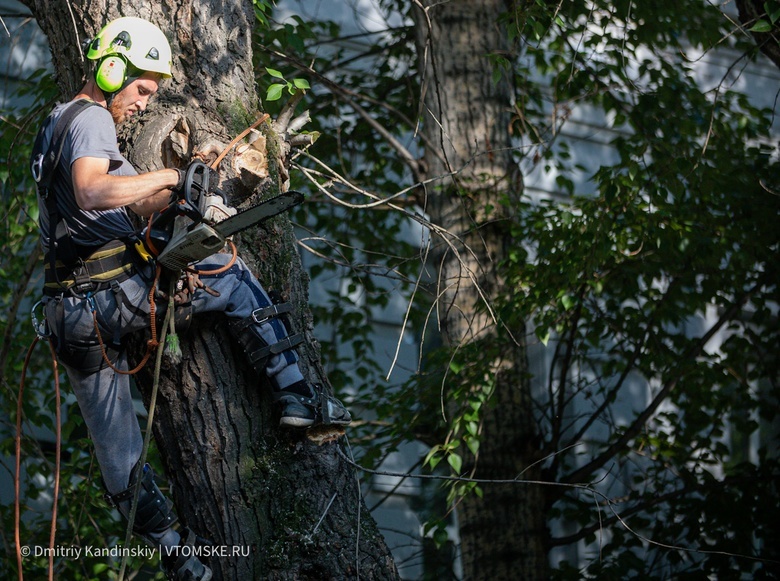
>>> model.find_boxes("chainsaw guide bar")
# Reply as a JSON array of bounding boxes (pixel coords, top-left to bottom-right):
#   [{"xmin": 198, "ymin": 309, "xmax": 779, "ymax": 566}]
[{"xmin": 215, "ymin": 190, "xmax": 304, "ymax": 238}]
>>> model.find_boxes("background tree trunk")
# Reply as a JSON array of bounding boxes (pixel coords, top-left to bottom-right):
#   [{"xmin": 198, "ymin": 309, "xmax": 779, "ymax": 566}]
[
  {"xmin": 736, "ymin": 0, "xmax": 780, "ymax": 69},
  {"xmin": 412, "ymin": 1, "xmax": 549, "ymax": 578},
  {"xmin": 19, "ymin": 0, "xmax": 398, "ymax": 578}
]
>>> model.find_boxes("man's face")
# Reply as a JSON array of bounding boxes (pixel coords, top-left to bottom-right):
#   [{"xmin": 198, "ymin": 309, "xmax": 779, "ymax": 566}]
[{"xmin": 109, "ymin": 72, "xmax": 160, "ymax": 124}]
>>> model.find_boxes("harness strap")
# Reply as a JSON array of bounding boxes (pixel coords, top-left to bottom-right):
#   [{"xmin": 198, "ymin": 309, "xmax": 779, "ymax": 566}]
[
  {"xmin": 245, "ymin": 333, "xmax": 304, "ymax": 368},
  {"xmin": 32, "ymin": 99, "xmax": 96, "ymax": 195},
  {"xmin": 230, "ymin": 303, "xmax": 294, "ymax": 332},
  {"xmin": 43, "ymin": 239, "xmax": 136, "ymax": 294},
  {"xmin": 31, "ymin": 99, "xmax": 98, "ymax": 287}
]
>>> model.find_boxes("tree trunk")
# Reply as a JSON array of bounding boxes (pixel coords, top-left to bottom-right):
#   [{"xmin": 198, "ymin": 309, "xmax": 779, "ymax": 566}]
[
  {"xmin": 412, "ymin": 1, "xmax": 549, "ymax": 578},
  {"xmin": 736, "ymin": 0, "xmax": 780, "ymax": 69},
  {"xmin": 21, "ymin": 1, "xmax": 398, "ymax": 579}
]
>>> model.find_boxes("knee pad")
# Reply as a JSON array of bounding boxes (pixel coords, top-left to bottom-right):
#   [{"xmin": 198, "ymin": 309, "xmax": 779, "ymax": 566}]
[{"xmin": 106, "ymin": 462, "xmax": 177, "ymax": 537}]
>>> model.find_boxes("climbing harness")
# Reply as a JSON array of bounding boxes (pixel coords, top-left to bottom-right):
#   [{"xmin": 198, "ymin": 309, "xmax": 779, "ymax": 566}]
[{"xmin": 43, "ymin": 239, "xmax": 137, "ymax": 296}]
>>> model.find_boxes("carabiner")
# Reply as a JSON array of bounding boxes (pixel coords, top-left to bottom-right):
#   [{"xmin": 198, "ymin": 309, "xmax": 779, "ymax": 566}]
[
  {"xmin": 31, "ymin": 153, "xmax": 44, "ymax": 183},
  {"xmin": 85, "ymin": 292, "xmax": 97, "ymax": 313},
  {"xmin": 31, "ymin": 300, "xmax": 51, "ymax": 338}
]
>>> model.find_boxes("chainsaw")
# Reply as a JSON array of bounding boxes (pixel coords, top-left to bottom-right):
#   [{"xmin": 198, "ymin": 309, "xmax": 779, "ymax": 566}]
[{"xmin": 141, "ymin": 161, "xmax": 303, "ymax": 271}]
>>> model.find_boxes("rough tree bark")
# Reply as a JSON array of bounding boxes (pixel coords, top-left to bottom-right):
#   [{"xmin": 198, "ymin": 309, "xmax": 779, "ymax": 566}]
[
  {"xmin": 412, "ymin": 1, "xmax": 549, "ymax": 579},
  {"xmin": 20, "ymin": 1, "xmax": 398, "ymax": 579}
]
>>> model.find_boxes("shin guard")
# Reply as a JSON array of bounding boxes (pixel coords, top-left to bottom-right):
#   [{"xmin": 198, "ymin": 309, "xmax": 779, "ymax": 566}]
[
  {"xmin": 229, "ymin": 301, "xmax": 303, "ymax": 372},
  {"xmin": 106, "ymin": 462, "xmax": 177, "ymax": 538}
]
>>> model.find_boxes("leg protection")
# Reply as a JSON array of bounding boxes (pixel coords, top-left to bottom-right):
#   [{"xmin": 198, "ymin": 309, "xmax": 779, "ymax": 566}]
[
  {"xmin": 162, "ymin": 527, "xmax": 213, "ymax": 581},
  {"xmin": 106, "ymin": 462, "xmax": 177, "ymax": 538},
  {"xmin": 230, "ymin": 295, "xmax": 351, "ymax": 428},
  {"xmin": 229, "ymin": 301, "xmax": 304, "ymax": 372}
]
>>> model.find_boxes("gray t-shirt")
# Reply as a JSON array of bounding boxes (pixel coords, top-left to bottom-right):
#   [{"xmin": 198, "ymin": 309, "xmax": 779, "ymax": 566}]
[{"xmin": 37, "ymin": 100, "xmax": 137, "ymax": 251}]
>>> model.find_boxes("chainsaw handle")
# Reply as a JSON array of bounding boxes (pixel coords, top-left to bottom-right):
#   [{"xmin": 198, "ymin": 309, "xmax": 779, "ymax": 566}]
[{"xmin": 180, "ymin": 161, "xmax": 211, "ymax": 221}]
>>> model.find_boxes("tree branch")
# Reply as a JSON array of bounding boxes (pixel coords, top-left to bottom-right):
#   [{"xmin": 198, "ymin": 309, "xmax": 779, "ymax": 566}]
[
  {"xmin": 562, "ymin": 272, "xmax": 771, "ymax": 487},
  {"xmin": 259, "ymin": 47, "xmax": 428, "ymax": 184}
]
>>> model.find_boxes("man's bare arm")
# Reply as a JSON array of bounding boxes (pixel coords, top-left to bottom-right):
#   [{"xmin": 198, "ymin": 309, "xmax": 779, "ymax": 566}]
[{"xmin": 72, "ymin": 156, "xmax": 178, "ymax": 217}]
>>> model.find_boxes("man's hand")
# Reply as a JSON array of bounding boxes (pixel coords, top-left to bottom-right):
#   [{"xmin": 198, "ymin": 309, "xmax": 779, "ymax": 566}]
[
  {"xmin": 171, "ymin": 168, "xmax": 187, "ymax": 194},
  {"xmin": 160, "ymin": 272, "xmax": 221, "ymax": 306}
]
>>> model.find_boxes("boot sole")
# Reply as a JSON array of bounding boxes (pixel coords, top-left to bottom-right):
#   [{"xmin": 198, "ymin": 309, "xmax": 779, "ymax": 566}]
[{"xmin": 280, "ymin": 416, "xmax": 315, "ymax": 428}]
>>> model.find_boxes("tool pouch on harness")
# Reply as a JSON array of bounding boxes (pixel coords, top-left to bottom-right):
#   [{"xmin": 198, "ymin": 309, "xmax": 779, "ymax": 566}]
[
  {"xmin": 51, "ymin": 219, "xmax": 81, "ymax": 267},
  {"xmin": 53, "ymin": 333, "xmax": 121, "ymax": 375},
  {"xmin": 46, "ymin": 294, "xmax": 123, "ymax": 374}
]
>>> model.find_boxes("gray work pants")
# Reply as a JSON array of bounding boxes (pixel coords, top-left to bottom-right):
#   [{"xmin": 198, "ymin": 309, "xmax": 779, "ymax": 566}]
[{"xmin": 43, "ymin": 253, "xmax": 304, "ymax": 500}]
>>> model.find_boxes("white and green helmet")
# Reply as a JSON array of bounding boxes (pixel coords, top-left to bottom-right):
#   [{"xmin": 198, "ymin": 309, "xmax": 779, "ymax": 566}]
[{"xmin": 87, "ymin": 17, "xmax": 172, "ymax": 92}]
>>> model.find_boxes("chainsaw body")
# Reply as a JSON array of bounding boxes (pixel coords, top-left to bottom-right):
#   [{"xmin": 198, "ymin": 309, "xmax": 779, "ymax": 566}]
[
  {"xmin": 144, "ymin": 162, "xmax": 304, "ymax": 271},
  {"xmin": 157, "ymin": 221, "xmax": 226, "ymax": 271}
]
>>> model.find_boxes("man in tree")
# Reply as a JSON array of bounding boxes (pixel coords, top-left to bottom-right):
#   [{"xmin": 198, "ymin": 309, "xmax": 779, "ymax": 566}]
[{"xmin": 31, "ymin": 16, "xmax": 350, "ymax": 580}]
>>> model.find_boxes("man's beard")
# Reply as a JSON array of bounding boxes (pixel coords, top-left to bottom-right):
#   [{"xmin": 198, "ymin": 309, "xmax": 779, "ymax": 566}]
[{"xmin": 108, "ymin": 98, "xmax": 126, "ymax": 124}]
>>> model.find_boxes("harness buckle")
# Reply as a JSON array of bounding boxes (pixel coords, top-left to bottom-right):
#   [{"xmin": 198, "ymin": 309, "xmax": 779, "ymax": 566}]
[
  {"xmin": 250, "ymin": 303, "xmax": 292, "ymax": 325},
  {"xmin": 72, "ymin": 264, "xmax": 94, "ymax": 294},
  {"xmin": 251, "ymin": 305, "xmax": 276, "ymax": 325}
]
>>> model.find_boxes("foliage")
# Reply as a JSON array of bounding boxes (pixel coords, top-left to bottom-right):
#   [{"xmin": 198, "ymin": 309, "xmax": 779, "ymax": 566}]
[
  {"xmin": 264, "ymin": 67, "xmax": 310, "ymax": 101},
  {"xmin": 749, "ymin": 0, "xmax": 780, "ymax": 32},
  {"xmin": 256, "ymin": 0, "xmax": 780, "ymax": 577}
]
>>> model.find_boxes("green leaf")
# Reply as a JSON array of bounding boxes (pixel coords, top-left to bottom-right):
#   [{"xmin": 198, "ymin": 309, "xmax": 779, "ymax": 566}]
[
  {"xmin": 536, "ymin": 327, "xmax": 550, "ymax": 346},
  {"xmin": 266, "ymin": 67, "xmax": 285, "ymax": 79},
  {"xmin": 748, "ymin": 20, "xmax": 773, "ymax": 32},
  {"xmin": 424, "ymin": 445, "xmax": 442, "ymax": 470},
  {"xmin": 433, "ymin": 527, "xmax": 450, "ymax": 548},
  {"xmin": 561, "ymin": 294, "xmax": 575, "ymax": 310},
  {"xmin": 447, "ymin": 452, "xmax": 462, "ymax": 474},
  {"xmin": 266, "ymin": 83, "xmax": 285, "ymax": 101},
  {"xmin": 293, "ymin": 78, "xmax": 310, "ymax": 90}
]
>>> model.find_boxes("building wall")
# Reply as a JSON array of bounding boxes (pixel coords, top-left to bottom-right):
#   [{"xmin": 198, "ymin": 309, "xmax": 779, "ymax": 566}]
[{"xmin": 0, "ymin": 0, "xmax": 51, "ymax": 109}]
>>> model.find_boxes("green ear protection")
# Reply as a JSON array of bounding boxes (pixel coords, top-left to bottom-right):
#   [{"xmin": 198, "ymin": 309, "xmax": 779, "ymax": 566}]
[{"xmin": 95, "ymin": 54, "xmax": 128, "ymax": 94}]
